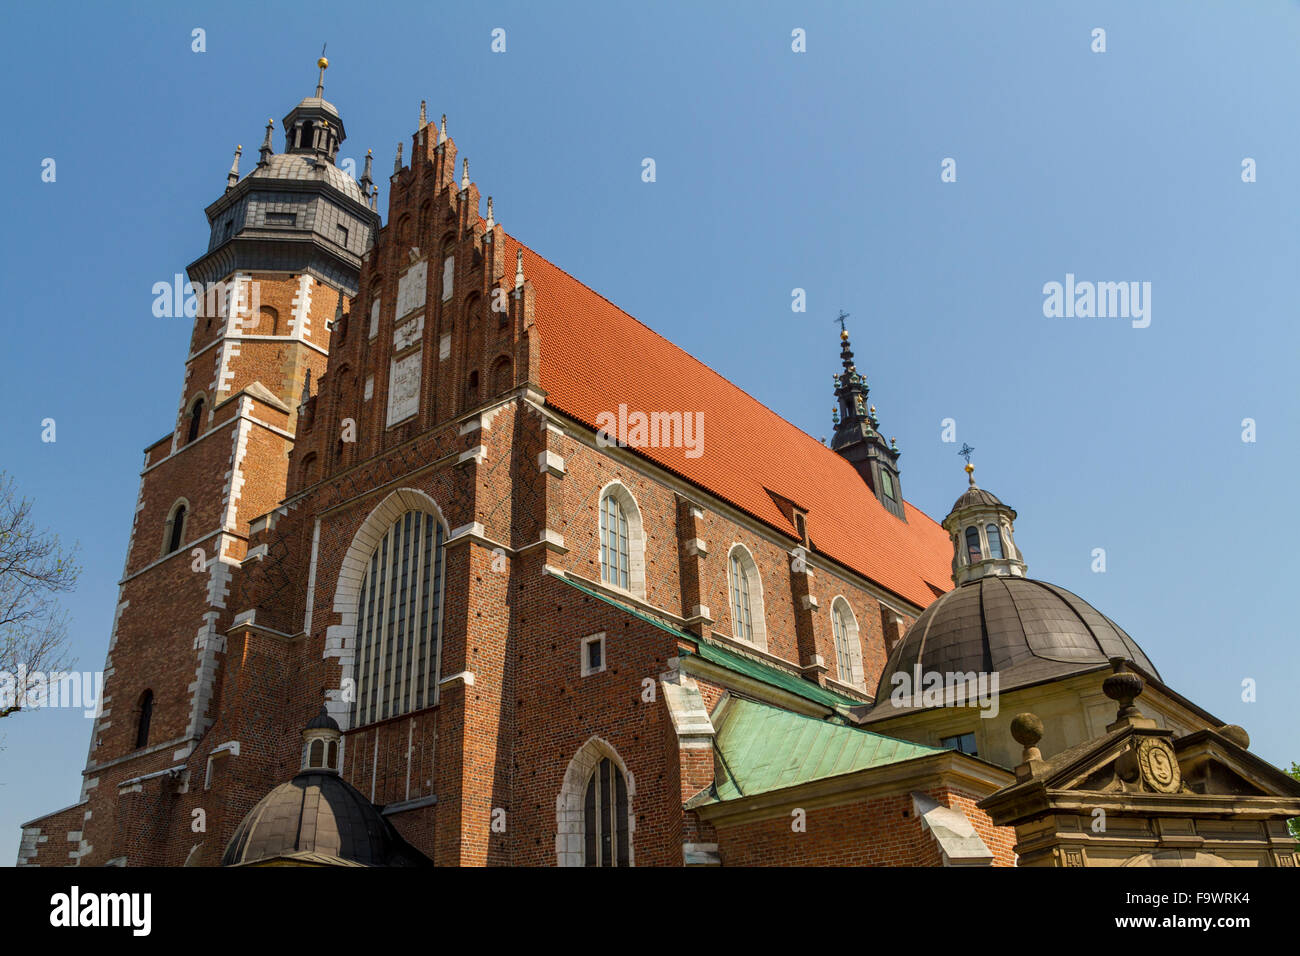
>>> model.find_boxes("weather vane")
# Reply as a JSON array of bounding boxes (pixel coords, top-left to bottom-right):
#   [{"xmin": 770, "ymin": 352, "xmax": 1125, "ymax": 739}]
[
  {"xmin": 958, "ymin": 443, "xmax": 975, "ymax": 466},
  {"xmin": 834, "ymin": 311, "xmax": 850, "ymax": 333}
]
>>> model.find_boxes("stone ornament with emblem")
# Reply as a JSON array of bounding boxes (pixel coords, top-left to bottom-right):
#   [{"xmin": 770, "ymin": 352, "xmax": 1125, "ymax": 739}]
[{"xmin": 1135, "ymin": 736, "xmax": 1181, "ymax": 793}]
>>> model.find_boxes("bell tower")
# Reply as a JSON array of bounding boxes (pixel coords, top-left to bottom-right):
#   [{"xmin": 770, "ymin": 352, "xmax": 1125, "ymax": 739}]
[{"xmin": 46, "ymin": 60, "xmax": 378, "ymax": 866}]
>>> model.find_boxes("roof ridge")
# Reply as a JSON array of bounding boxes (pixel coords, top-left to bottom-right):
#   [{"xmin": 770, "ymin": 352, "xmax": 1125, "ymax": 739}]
[{"xmin": 505, "ymin": 230, "xmax": 938, "ymax": 515}]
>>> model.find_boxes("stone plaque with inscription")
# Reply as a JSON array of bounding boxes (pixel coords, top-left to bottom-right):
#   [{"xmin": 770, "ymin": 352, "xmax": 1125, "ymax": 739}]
[
  {"xmin": 393, "ymin": 314, "xmax": 424, "ymax": 352},
  {"xmin": 386, "ymin": 353, "xmax": 421, "ymax": 427},
  {"xmin": 396, "ymin": 260, "xmax": 427, "ymax": 318}
]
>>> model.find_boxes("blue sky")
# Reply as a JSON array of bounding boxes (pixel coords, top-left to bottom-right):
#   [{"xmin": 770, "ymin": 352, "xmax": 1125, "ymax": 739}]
[{"xmin": 1, "ymin": 0, "xmax": 1297, "ymax": 864}]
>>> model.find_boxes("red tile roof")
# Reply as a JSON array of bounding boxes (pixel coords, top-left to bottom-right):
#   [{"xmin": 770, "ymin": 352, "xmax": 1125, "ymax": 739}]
[{"xmin": 503, "ymin": 234, "xmax": 954, "ymax": 609}]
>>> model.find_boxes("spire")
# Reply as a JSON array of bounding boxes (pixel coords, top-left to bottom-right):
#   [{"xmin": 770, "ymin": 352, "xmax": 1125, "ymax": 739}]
[
  {"xmin": 226, "ymin": 145, "xmax": 242, "ymax": 190},
  {"xmin": 461, "ymin": 157, "xmax": 470, "ymax": 192},
  {"xmin": 370, "ymin": 183, "xmax": 378, "ymax": 211},
  {"xmin": 315, "ymin": 53, "xmax": 328, "ymax": 99},
  {"xmin": 299, "ymin": 368, "xmax": 312, "ymax": 407},
  {"xmin": 394, "ymin": 141, "xmax": 403, "ymax": 174},
  {"xmin": 419, "ymin": 100, "xmax": 427, "ymax": 128},
  {"xmin": 515, "ymin": 248, "xmax": 525, "ymax": 290},
  {"xmin": 359, "ymin": 148, "xmax": 373, "ymax": 194},
  {"xmin": 258, "ymin": 119, "xmax": 274, "ymax": 166},
  {"xmin": 485, "ymin": 196, "xmax": 494, "ymax": 231},
  {"xmin": 829, "ymin": 316, "xmax": 905, "ymax": 517},
  {"xmin": 440, "ymin": 113, "xmax": 447, "ymax": 142}
]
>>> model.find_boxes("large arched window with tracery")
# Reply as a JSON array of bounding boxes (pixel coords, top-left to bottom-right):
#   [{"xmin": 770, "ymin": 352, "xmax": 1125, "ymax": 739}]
[{"xmin": 351, "ymin": 509, "xmax": 446, "ymax": 726}]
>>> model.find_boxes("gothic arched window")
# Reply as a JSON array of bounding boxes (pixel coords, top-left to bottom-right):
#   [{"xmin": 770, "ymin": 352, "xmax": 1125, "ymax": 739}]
[
  {"xmin": 135, "ymin": 690, "xmax": 154, "ymax": 749},
  {"xmin": 491, "ymin": 356, "xmax": 512, "ymax": 395},
  {"xmin": 600, "ymin": 493, "xmax": 630, "ymax": 590},
  {"xmin": 165, "ymin": 501, "xmax": 188, "ymax": 555},
  {"xmin": 831, "ymin": 597, "xmax": 859, "ymax": 684},
  {"xmin": 186, "ymin": 397, "xmax": 204, "ymax": 444},
  {"xmin": 965, "ymin": 526, "xmax": 982, "ymax": 565},
  {"xmin": 727, "ymin": 545, "xmax": 766, "ymax": 648},
  {"xmin": 351, "ymin": 510, "xmax": 446, "ymax": 726},
  {"xmin": 986, "ymin": 523, "xmax": 1004, "ymax": 560},
  {"xmin": 583, "ymin": 756, "xmax": 630, "ymax": 867}
]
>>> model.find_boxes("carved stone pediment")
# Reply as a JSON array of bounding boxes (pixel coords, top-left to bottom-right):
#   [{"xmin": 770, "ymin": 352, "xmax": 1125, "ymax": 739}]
[{"xmin": 979, "ymin": 723, "xmax": 1300, "ymax": 867}]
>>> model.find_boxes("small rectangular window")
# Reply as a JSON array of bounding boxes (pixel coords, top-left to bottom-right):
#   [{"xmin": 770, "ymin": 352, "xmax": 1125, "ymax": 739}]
[
  {"xmin": 581, "ymin": 633, "xmax": 606, "ymax": 676},
  {"xmin": 880, "ymin": 470, "xmax": 895, "ymax": 500},
  {"xmin": 940, "ymin": 732, "xmax": 978, "ymax": 757},
  {"xmin": 267, "ymin": 212, "xmax": 295, "ymax": 226},
  {"xmin": 337, "ymin": 224, "xmax": 349, "ymax": 244}
]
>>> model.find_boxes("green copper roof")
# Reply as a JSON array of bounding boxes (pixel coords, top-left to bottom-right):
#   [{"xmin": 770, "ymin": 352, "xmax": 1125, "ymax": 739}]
[
  {"xmin": 697, "ymin": 697, "xmax": 945, "ymax": 805},
  {"xmin": 544, "ymin": 567, "xmax": 698, "ymax": 641},
  {"xmin": 682, "ymin": 635, "xmax": 859, "ymax": 709},
  {"xmin": 543, "ymin": 568, "xmax": 859, "ymax": 710}
]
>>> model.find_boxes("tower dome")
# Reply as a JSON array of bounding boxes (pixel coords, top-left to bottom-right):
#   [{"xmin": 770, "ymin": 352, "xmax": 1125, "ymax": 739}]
[
  {"xmin": 188, "ymin": 57, "xmax": 379, "ymax": 296},
  {"xmin": 870, "ymin": 464, "xmax": 1159, "ymax": 711},
  {"xmin": 872, "ymin": 576, "xmax": 1159, "ymax": 706}
]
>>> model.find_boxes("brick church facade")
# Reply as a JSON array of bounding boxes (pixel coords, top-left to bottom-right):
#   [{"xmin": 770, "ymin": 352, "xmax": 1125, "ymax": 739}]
[{"xmin": 23, "ymin": 65, "xmax": 1290, "ymax": 868}]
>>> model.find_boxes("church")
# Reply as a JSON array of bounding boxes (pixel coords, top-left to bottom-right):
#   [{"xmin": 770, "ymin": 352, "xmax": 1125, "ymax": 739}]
[{"xmin": 17, "ymin": 63, "xmax": 1300, "ymax": 868}]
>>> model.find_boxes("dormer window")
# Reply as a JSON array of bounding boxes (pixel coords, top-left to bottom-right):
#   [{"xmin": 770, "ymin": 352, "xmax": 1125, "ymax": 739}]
[
  {"xmin": 880, "ymin": 470, "xmax": 896, "ymax": 501},
  {"xmin": 965, "ymin": 526, "xmax": 982, "ymax": 564}
]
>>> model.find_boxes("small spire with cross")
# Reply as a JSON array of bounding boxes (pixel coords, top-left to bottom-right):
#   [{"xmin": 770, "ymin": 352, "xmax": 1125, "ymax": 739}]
[{"xmin": 958, "ymin": 443, "xmax": 976, "ymax": 483}]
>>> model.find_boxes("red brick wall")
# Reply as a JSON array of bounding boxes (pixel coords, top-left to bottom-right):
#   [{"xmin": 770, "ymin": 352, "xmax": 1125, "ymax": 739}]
[{"xmin": 712, "ymin": 786, "xmax": 1014, "ymax": 867}]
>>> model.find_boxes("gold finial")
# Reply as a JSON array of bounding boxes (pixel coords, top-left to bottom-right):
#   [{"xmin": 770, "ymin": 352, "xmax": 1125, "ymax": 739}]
[
  {"xmin": 964, "ymin": 463, "xmax": 974, "ymax": 475},
  {"xmin": 318, "ymin": 56, "xmax": 329, "ymax": 69},
  {"xmin": 840, "ymin": 329, "xmax": 849, "ymax": 341}
]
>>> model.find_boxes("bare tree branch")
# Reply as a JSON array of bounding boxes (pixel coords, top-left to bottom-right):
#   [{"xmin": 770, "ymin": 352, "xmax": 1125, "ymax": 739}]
[{"xmin": 0, "ymin": 473, "xmax": 80, "ymax": 719}]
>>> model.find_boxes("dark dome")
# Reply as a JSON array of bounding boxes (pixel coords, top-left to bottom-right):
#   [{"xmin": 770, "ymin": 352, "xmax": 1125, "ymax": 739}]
[
  {"xmin": 221, "ymin": 772, "xmax": 430, "ymax": 867},
  {"xmin": 306, "ymin": 706, "xmax": 340, "ymax": 731},
  {"xmin": 249, "ymin": 153, "xmax": 369, "ymax": 204},
  {"xmin": 950, "ymin": 485, "xmax": 1004, "ymax": 513},
  {"xmin": 871, "ymin": 577, "xmax": 1159, "ymax": 708}
]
